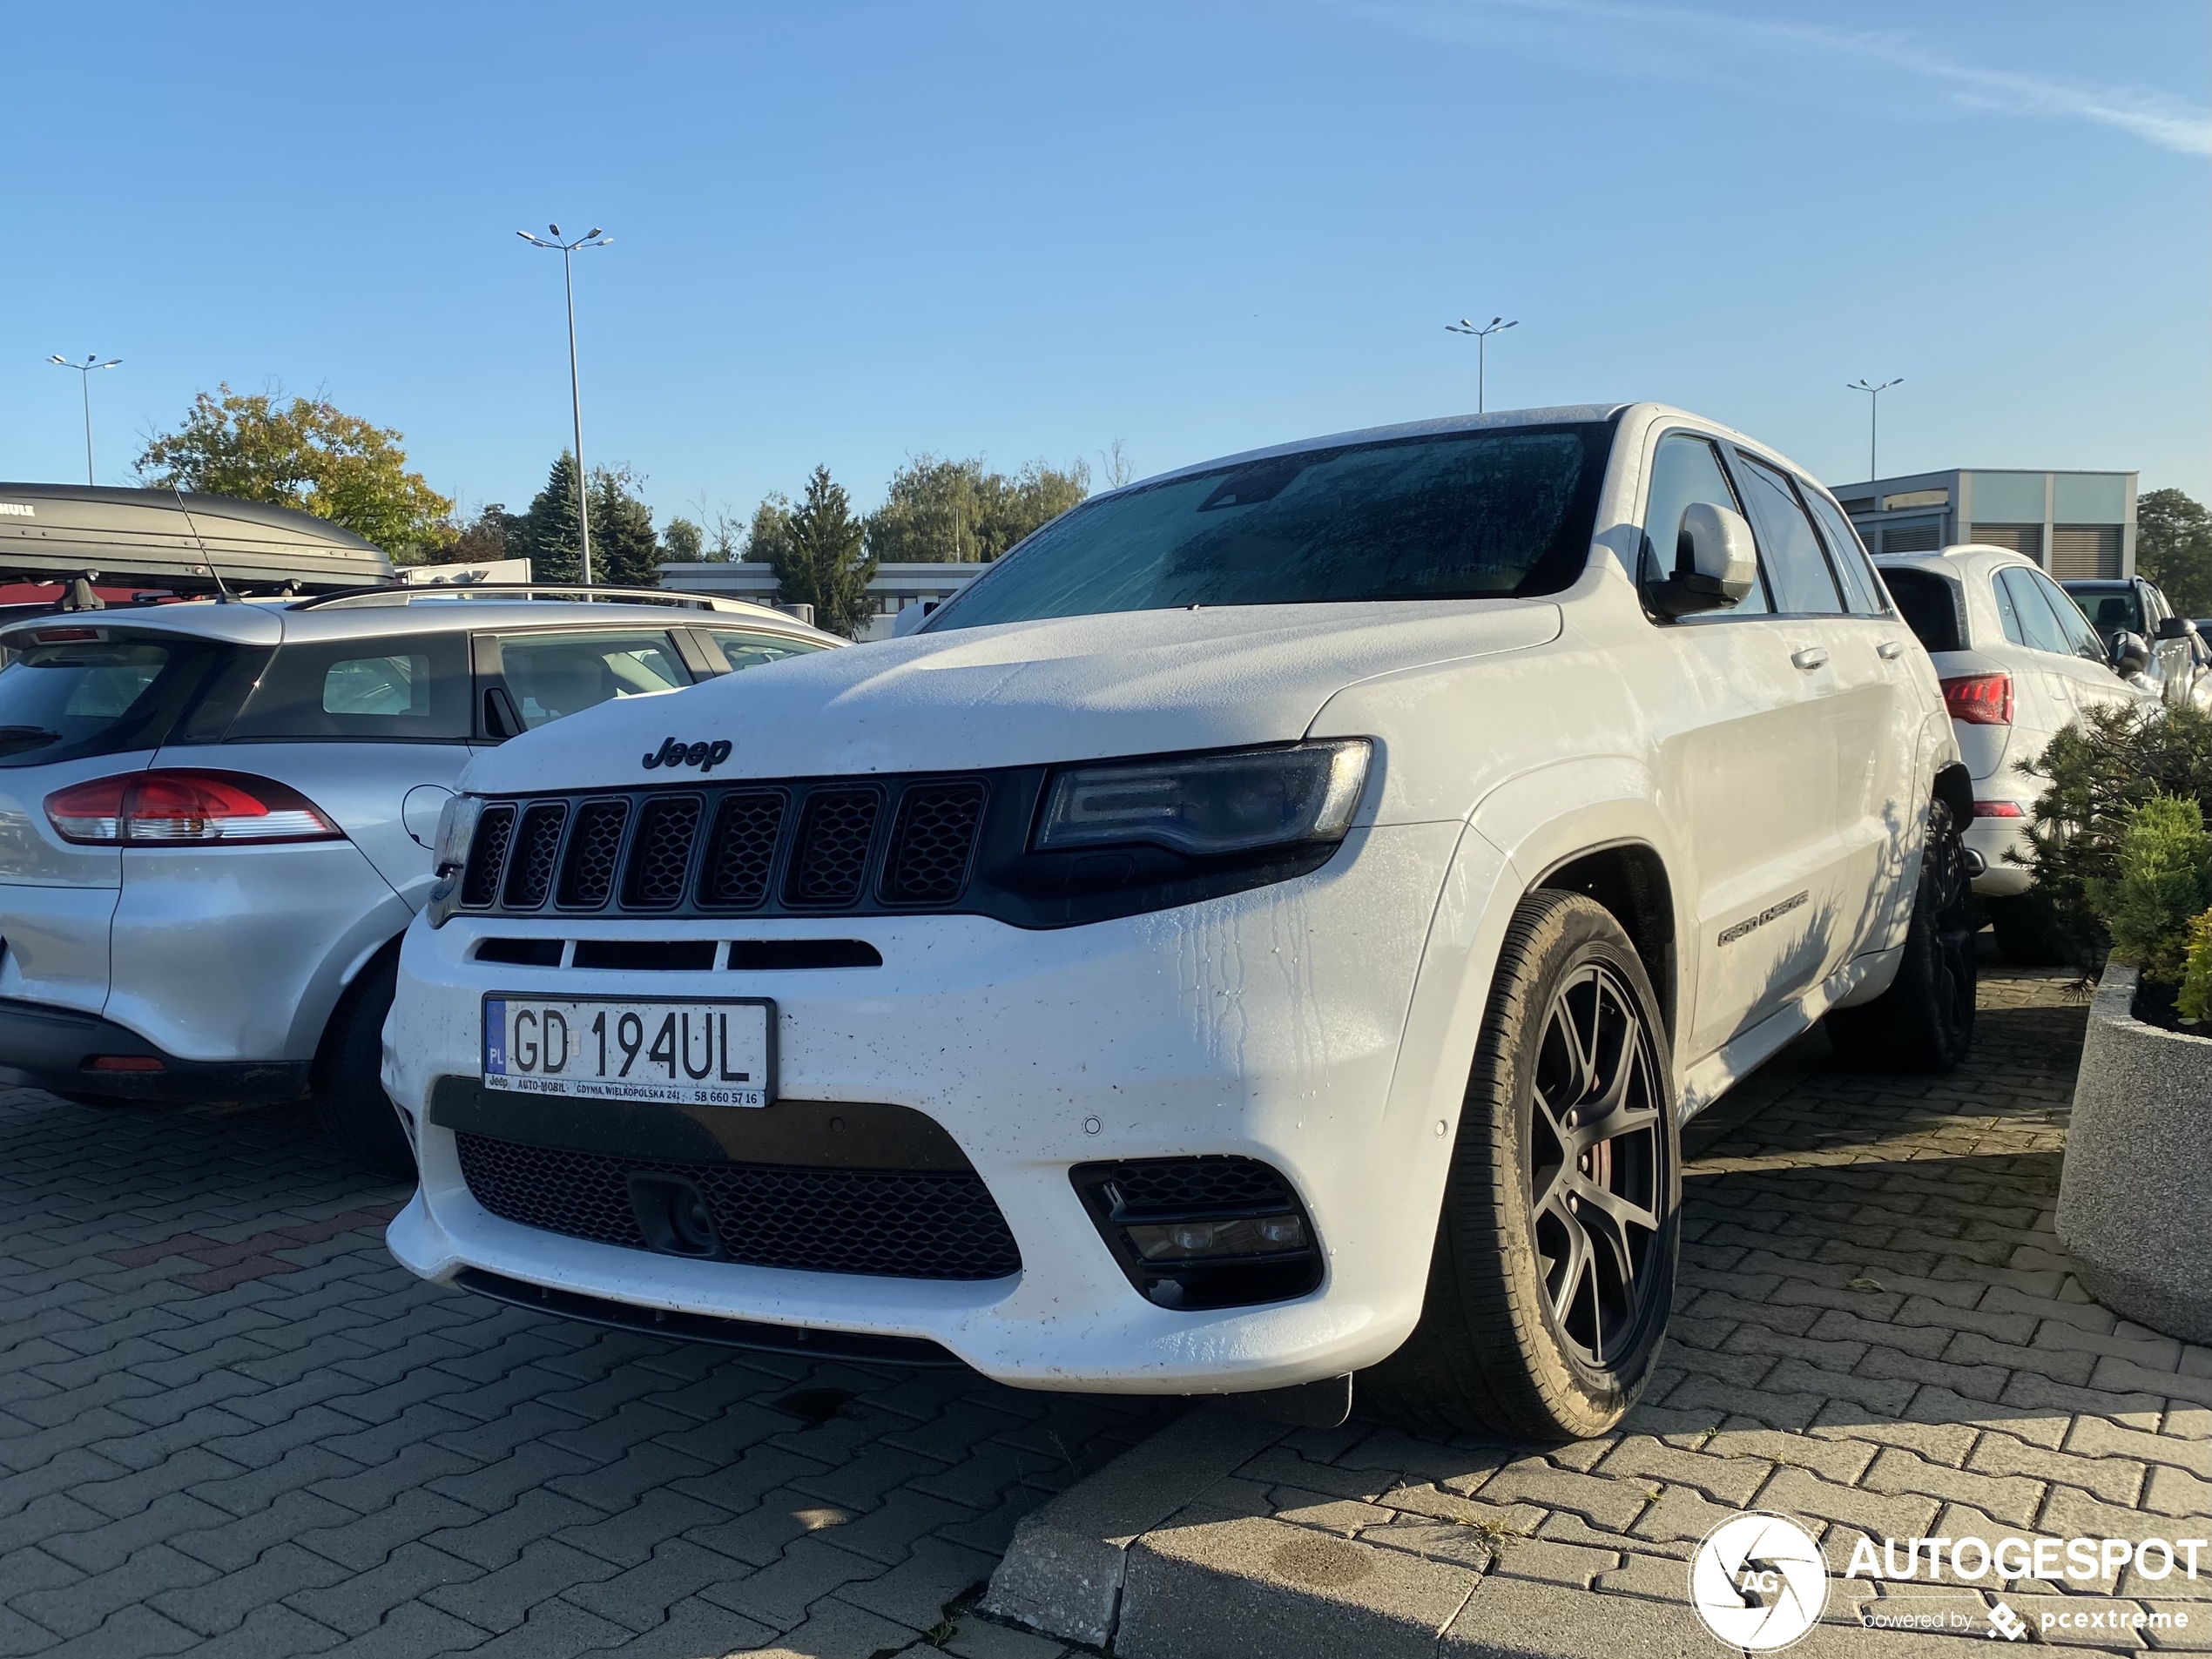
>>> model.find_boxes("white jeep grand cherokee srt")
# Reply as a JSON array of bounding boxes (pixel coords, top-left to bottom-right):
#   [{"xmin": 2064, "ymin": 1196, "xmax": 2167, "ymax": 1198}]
[{"xmin": 385, "ymin": 404, "xmax": 1974, "ymax": 1439}]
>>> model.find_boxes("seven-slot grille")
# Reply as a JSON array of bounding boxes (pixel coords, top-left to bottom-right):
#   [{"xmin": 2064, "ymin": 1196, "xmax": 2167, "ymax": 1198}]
[{"xmin": 458, "ymin": 778, "xmax": 987, "ymax": 918}]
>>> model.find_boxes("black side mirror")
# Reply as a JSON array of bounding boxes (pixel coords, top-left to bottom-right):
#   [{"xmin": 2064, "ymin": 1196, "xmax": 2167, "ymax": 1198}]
[
  {"xmin": 2155, "ymin": 615, "xmax": 2188, "ymax": 640},
  {"xmin": 483, "ymin": 686, "xmax": 524, "ymax": 740},
  {"xmin": 2112, "ymin": 631, "xmax": 2151, "ymax": 676}
]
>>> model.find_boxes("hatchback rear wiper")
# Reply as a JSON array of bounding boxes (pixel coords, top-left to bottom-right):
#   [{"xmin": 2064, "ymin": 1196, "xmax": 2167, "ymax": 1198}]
[{"xmin": 0, "ymin": 726, "xmax": 62, "ymax": 754}]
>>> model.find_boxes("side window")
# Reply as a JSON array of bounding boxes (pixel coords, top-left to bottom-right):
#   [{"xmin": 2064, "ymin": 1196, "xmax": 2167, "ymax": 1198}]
[
  {"xmin": 226, "ymin": 633, "xmax": 470, "ymax": 741},
  {"xmin": 1997, "ymin": 569, "xmax": 2071, "ymax": 657},
  {"xmin": 493, "ymin": 630, "xmax": 691, "ymax": 732},
  {"xmin": 1803, "ymin": 488, "xmax": 1888, "ymax": 616},
  {"xmin": 1638, "ymin": 433, "xmax": 1770, "ymax": 616},
  {"xmin": 2031, "ymin": 573, "xmax": 2112, "ymax": 666},
  {"xmin": 1990, "ymin": 571, "xmax": 2029, "ymax": 646},
  {"xmin": 699, "ymin": 631, "xmax": 826, "ymax": 674},
  {"xmin": 1733, "ymin": 454, "xmax": 1843, "ymax": 615}
]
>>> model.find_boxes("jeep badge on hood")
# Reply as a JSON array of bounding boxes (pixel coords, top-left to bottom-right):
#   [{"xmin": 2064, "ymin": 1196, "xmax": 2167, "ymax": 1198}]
[{"xmin": 642, "ymin": 737, "xmax": 734, "ymax": 772}]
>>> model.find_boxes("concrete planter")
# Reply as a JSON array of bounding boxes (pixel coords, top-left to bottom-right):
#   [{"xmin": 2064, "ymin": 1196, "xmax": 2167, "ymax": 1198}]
[{"xmin": 2057, "ymin": 961, "xmax": 2212, "ymax": 1344}]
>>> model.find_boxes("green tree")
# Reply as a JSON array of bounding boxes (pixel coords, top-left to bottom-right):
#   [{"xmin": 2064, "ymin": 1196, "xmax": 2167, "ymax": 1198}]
[
  {"xmin": 510, "ymin": 454, "xmax": 660, "ymax": 587},
  {"xmin": 136, "ymin": 384, "xmax": 455, "ymax": 556},
  {"xmin": 2137, "ymin": 487, "xmax": 2212, "ymax": 618},
  {"xmin": 446, "ymin": 503, "xmax": 525, "ymax": 565},
  {"xmin": 516, "ymin": 453, "xmax": 585, "ymax": 583},
  {"xmin": 769, "ymin": 467, "xmax": 876, "ymax": 637},
  {"xmin": 866, "ymin": 455, "xmax": 1090, "ymax": 563},
  {"xmin": 661, "ymin": 517, "xmax": 705, "ymax": 562},
  {"xmin": 589, "ymin": 467, "xmax": 662, "ymax": 589}
]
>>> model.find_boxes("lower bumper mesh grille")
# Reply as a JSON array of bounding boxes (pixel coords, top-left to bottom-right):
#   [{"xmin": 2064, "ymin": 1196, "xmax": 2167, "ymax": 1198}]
[{"xmin": 455, "ymin": 1132, "xmax": 1022, "ymax": 1281}]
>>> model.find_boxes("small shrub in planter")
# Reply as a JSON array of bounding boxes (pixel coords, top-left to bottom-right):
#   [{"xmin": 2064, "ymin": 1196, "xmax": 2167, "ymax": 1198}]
[
  {"xmin": 2089, "ymin": 794, "xmax": 2212, "ymax": 1033},
  {"xmin": 2015, "ymin": 702, "xmax": 2212, "ymax": 986},
  {"xmin": 2182, "ymin": 909, "xmax": 2212, "ymax": 1026}
]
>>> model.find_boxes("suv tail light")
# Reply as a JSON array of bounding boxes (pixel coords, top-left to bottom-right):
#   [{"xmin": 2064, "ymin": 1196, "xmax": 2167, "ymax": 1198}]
[
  {"xmin": 1939, "ymin": 672, "xmax": 2013, "ymax": 726},
  {"xmin": 45, "ymin": 771, "xmax": 343, "ymax": 846}
]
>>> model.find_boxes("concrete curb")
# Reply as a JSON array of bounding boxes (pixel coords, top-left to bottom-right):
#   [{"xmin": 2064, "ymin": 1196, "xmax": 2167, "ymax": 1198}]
[{"xmin": 981, "ymin": 1401, "xmax": 1292, "ymax": 1645}]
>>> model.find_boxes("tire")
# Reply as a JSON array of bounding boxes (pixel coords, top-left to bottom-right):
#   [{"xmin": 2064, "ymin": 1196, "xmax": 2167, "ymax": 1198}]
[
  {"xmin": 312, "ymin": 953, "xmax": 416, "ymax": 1181},
  {"xmin": 1363, "ymin": 891, "xmax": 1680, "ymax": 1441},
  {"xmin": 1825, "ymin": 798, "xmax": 1977, "ymax": 1071},
  {"xmin": 1988, "ymin": 892, "xmax": 2067, "ymax": 967}
]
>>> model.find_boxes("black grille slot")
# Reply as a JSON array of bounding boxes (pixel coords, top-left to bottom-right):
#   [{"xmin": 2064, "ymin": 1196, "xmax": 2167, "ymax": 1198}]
[
  {"xmin": 882, "ymin": 783, "xmax": 984, "ymax": 904},
  {"xmin": 570, "ymin": 940, "xmax": 717, "ymax": 971},
  {"xmin": 503, "ymin": 803, "xmax": 568, "ymax": 909},
  {"xmin": 1099, "ymin": 1157, "xmax": 1294, "ymax": 1217},
  {"xmin": 701, "ymin": 792, "xmax": 786, "ymax": 908},
  {"xmin": 475, "ymin": 937, "xmax": 562, "ymax": 967},
  {"xmin": 455, "ymin": 1134, "xmax": 1022, "ymax": 1280},
  {"xmin": 461, "ymin": 806, "xmax": 514, "ymax": 907},
  {"xmin": 622, "ymin": 795, "xmax": 703, "ymax": 909},
  {"xmin": 557, "ymin": 799, "xmax": 630, "ymax": 908},
  {"xmin": 787, "ymin": 789, "xmax": 880, "ymax": 907}
]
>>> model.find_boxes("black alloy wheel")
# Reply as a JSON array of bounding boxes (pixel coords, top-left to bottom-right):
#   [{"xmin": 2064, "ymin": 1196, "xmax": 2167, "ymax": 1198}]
[
  {"xmin": 1827, "ymin": 796, "xmax": 1977, "ymax": 1072},
  {"xmin": 1527, "ymin": 961, "xmax": 1672, "ymax": 1371},
  {"xmin": 1363, "ymin": 890, "xmax": 1681, "ymax": 1441}
]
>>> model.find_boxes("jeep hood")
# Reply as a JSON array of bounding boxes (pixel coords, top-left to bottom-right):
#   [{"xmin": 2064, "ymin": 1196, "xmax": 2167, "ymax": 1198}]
[{"xmin": 462, "ymin": 600, "xmax": 1561, "ymax": 793}]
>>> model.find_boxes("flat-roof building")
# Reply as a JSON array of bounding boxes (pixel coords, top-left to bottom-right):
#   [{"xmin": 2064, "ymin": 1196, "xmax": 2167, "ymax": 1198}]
[{"xmin": 1831, "ymin": 469, "xmax": 2136, "ymax": 578}]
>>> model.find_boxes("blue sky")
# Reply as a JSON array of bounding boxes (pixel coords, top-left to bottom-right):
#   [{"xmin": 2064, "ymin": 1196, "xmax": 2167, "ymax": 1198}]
[{"xmin": 3, "ymin": 1, "xmax": 2206, "ymax": 534}]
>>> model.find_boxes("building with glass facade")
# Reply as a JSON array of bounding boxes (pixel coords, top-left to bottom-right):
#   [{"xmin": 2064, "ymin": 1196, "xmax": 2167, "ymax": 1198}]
[{"xmin": 1831, "ymin": 469, "xmax": 2136, "ymax": 577}]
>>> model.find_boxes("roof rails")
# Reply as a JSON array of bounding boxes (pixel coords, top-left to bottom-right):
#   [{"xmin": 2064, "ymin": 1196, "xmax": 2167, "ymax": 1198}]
[{"xmin": 289, "ymin": 583, "xmax": 773, "ymax": 614}]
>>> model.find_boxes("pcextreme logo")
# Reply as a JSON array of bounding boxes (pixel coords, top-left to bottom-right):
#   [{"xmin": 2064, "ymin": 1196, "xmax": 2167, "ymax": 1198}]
[{"xmin": 1689, "ymin": 1511, "xmax": 1829, "ymax": 1651}]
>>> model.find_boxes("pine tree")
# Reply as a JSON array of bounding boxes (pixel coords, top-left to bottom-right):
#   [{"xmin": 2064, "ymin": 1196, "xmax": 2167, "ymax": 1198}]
[
  {"xmin": 772, "ymin": 466, "xmax": 877, "ymax": 637},
  {"xmin": 589, "ymin": 468, "xmax": 662, "ymax": 589},
  {"xmin": 517, "ymin": 452, "xmax": 584, "ymax": 584}
]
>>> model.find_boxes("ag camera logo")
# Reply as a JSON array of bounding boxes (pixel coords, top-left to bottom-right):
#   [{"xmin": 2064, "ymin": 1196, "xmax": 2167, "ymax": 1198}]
[{"xmin": 1689, "ymin": 1511, "xmax": 1830, "ymax": 1651}]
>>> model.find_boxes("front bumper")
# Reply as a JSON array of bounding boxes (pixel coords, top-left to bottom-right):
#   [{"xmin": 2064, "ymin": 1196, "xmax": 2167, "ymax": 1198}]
[
  {"xmin": 0, "ymin": 995, "xmax": 310, "ymax": 1103},
  {"xmin": 384, "ymin": 820, "xmax": 1470, "ymax": 1393}
]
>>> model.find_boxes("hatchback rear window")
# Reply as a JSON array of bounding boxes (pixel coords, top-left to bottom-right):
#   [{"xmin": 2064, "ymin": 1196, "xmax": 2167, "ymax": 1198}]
[
  {"xmin": 1876, "ymin": 568, "xmax": 1962, "ymax": 653},
  {"xmin": 926, "ymin": 421, "xmax": 1615, "ymax": 628},
  {"xmin": 0, "ymin": 632, "xmax": 232, "ymax": 768}
]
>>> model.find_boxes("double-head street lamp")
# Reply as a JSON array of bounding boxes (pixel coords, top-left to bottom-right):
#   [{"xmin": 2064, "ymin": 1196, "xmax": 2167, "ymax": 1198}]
[
  {"xmin": 48, "ymin": 354, "xmax": 122, "ymax": 486},
  {"xmin": 1446, "ymin": 316, "xmax": 1517, "ymax": 413},
  {"xmin": 516, "ymin": 224, "xmax": 614, "ymax": 584},
  {"xmin": 1847, "ymin": 377, "xmax": 1903, "ymax": 481}
]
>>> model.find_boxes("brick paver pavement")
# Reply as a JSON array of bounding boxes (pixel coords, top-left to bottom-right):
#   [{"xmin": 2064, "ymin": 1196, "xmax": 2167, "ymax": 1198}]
[
  {"xmin": 6, "ymin": 961, "xmax": 2206, "ymax": 1656},
  {"xmin": 0, "ymin": 1089, "xmax": 1165, "ymax": 1657},
  {"xmin": 1127, "ymin": 962, "xmax": 2210, "ymax": 1651}
]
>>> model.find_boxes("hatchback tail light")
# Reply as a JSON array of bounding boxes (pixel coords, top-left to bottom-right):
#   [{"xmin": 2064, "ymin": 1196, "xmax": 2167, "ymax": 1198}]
[
  {"xmin": 45, "ymin": 772, "xmax": 343, "ymax": 846},
  {"xmin": 1939, "ymin": 672, "xmax": 2013, "ymax": 726}
]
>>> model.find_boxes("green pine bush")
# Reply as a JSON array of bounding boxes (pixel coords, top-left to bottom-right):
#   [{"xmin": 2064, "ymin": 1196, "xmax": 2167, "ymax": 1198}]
[
  {"xmin": 2086, "ymin": 794, "xmax": 2212, "ymax": 986},
  {"xmin": 2180, "ymin": 909, "xmax": 2212, "ymax": 1026}
]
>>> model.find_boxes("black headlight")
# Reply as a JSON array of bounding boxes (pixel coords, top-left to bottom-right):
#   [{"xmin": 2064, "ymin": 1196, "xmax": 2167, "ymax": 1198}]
[{"xmin": 1035, "ymin": 741, "xmax": 1369, "ymax": 857}]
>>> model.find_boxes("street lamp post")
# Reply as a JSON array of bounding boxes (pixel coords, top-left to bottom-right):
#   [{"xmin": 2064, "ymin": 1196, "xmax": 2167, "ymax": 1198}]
[
  {"xmin": 1446, "ymin": 316, "xmax": 1518, "ymax": 413},
  {"xmin": 1847, "ymin": 378, "xmax": 1903, "ymax": 481},
  {"xmin": 47, "ymin": 354, "xmax": 122, "ymax": 485},
  {"xmin": 516, "ymin": 224, "xmax": 614, "ymax": 584}
]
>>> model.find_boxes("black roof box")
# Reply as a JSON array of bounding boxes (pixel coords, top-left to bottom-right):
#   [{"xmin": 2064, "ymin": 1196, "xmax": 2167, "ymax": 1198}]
[{"xmin": 0, "ymin": 484, "xmax": 393, "ymax": 594}]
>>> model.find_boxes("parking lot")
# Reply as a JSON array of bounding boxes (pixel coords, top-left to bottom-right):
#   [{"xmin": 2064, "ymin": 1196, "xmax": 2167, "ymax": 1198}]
[{"xmin": 2, "ymin": 958, "xmax": 2205, "ymax": 1659}]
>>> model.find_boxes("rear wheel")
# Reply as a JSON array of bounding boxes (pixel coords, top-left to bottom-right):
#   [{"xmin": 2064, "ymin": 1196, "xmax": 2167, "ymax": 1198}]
[
  {"xmin": 1826, "ymin": 799, "xmax": 1977, "ymax": 1070},
  {"xmin": 1988, "ymin": 892, "xmax": 2066, "ymax": 967},
  {"xmin": 1363, "ymin": 891, "xmax": 1679, "ymax": 1440},
  {"xmin": 312, "ymin": 954, "xmax": 416, "ymax": 1181}
]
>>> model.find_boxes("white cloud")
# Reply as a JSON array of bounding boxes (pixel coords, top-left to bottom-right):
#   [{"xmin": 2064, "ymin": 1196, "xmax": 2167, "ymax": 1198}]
[{"xmin": 1340, "ymin": 0, "xmax": 2212, "ymax": 156}]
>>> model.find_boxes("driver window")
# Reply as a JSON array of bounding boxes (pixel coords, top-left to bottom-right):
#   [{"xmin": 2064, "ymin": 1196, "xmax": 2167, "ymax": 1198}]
[{"xmin": 1639, "ymin": 434, "xmax": 1770, "ymax": 616}]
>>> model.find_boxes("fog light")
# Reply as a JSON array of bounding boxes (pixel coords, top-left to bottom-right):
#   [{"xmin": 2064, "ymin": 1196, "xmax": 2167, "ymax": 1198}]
[
  {"xmin": 1126, "ymin": 1213, "xmax": 1307, "ymax": 1261},
  {"xmin": 1073, "ymin": 1156, "xmax": 1324, "ymax": 1312}
]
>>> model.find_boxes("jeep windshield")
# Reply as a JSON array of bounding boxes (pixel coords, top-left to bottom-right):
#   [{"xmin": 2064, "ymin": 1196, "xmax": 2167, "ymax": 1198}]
[{"xmin": 925, "ymin": 421, "xmax": 1614, "ymax": 630}]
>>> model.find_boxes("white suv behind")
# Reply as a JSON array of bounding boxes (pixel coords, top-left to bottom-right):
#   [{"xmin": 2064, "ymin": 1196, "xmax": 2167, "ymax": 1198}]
[{"xmin": 388, "ymin": 404, "xmax": 1974, "ymax": 1438}]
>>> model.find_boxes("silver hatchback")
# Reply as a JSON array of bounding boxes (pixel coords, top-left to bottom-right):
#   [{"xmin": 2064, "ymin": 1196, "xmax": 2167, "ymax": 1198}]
[{"xmin": 0, "ymin": 587, "xmax": 839, "ymax": 1174}]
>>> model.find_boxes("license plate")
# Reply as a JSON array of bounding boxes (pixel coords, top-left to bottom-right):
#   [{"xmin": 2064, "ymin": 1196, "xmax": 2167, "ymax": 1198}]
[{"xmin": 482, "ymin": 995, "xmax": 774, "ymax": 1108}]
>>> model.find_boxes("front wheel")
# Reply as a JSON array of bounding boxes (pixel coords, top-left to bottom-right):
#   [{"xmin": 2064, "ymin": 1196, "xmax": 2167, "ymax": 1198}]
[
  {"xmin": 1363, "ymin": 891, "xmax": 1680, "ymax": 1440},
  {"xmin": 1826, "ymin": 797, "xmax": 1977, "ymax": 1071},
  {"xmin": 312, "ymin": 954, "xmax": 416, "ymax": 1182}
]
